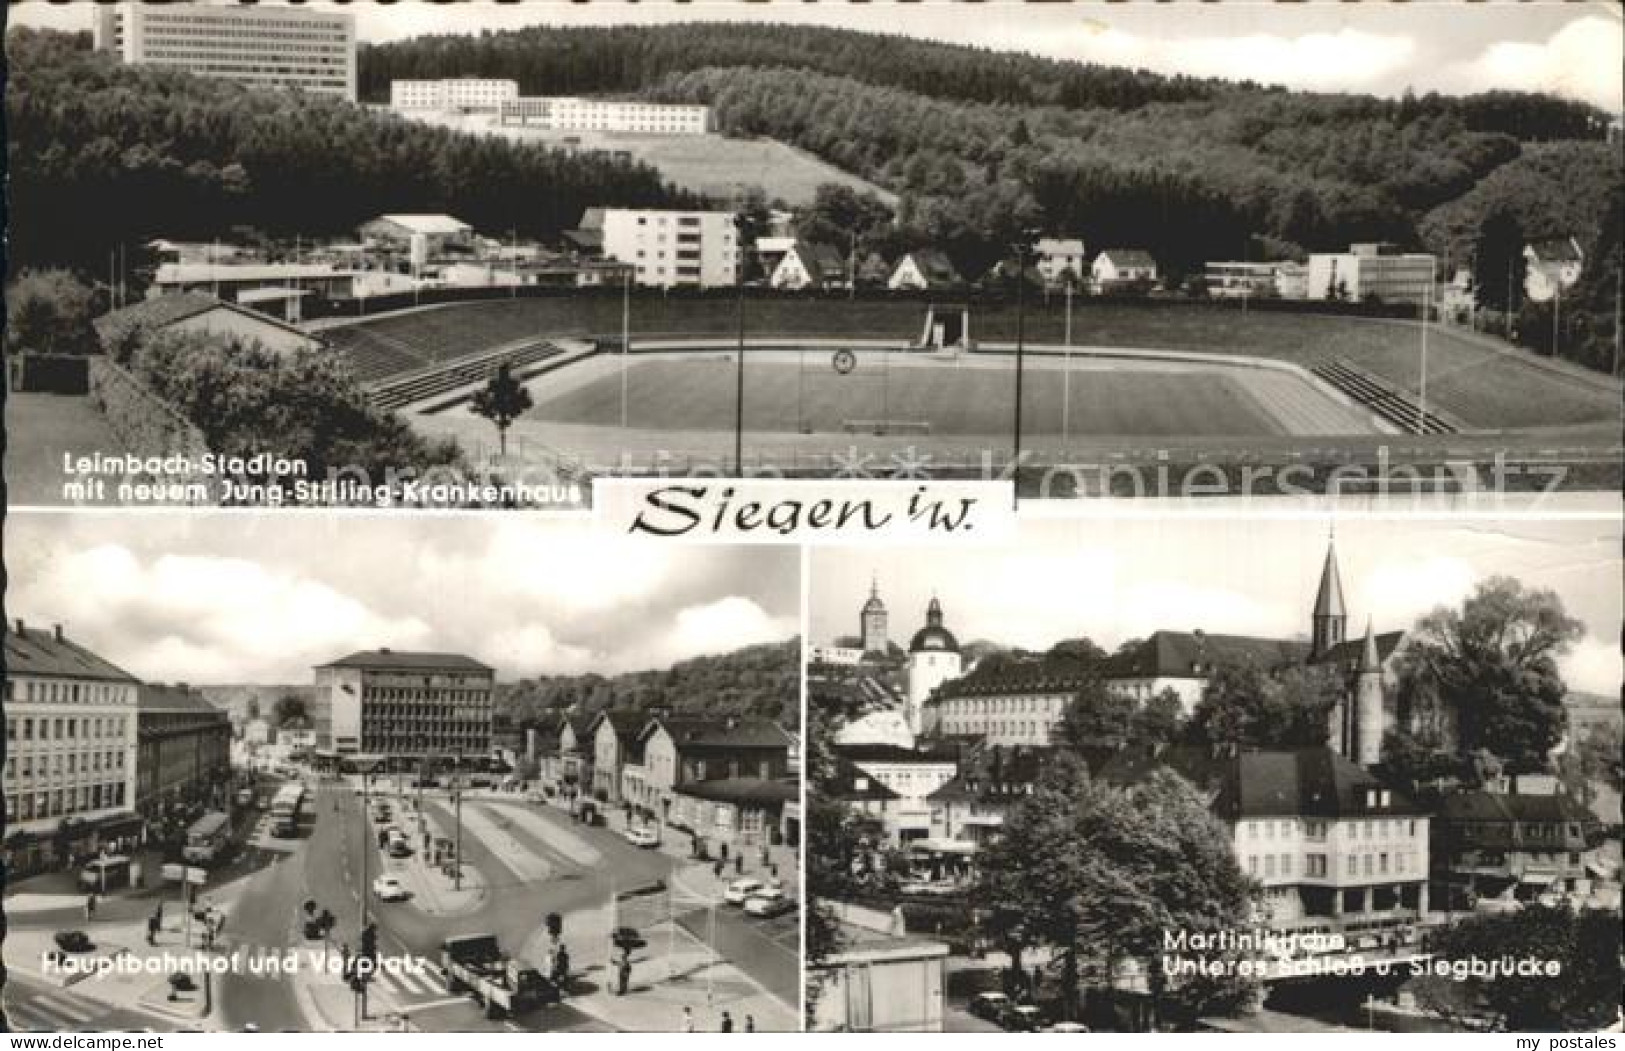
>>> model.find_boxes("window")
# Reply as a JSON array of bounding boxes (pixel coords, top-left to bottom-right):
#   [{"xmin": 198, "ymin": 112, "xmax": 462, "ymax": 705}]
[
  {"xmin": 1247, "ymin": 855, "xmax": 1258, "ymax": 875},
  {"xmin": 1307, "ymin": 854, "xmax": 1327, "ymax": 878},
  {"xmin": 1347, "ymin": 855, "xmax": 1357, "ymax": 876},
  {"xmin": 1265, "ymin": 855, "xmax": 1276, "ymax": 877},
  {"xmin": 1379, "ymin": 853, "xmax": 1389, "ymax": 874}
]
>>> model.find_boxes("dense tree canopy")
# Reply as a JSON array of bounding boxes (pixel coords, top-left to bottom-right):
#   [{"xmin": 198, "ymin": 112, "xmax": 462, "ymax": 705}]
[
  {"xmin": 1396, "ymin": 576, "xmax": 1580, "ymax": 774},
  {"xmin": 1184, "ymin": 662, "xmax": 1342, "ymax": 750},
  {"xmin": 495, "ymin": 639, "xmax": 800, "ymax": 729},
  {"xmin": 5, "ymin": 28, "xmax": 689, "ymax": 271}
]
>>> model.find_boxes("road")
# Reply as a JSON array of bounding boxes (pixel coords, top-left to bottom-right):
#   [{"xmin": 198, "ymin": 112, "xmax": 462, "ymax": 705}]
[
  {"xmin": 1, "ymin": 973, "xmax": 182, "ymax": 1033},
  {"xmin": 3, "ymin": 774, "xmax": 799, "ymax": 1032}
]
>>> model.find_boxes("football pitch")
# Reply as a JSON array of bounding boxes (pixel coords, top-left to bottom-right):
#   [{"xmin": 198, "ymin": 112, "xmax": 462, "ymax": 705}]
[{"xmin": 523, "ymin": 352, "xmax": 1377, "ymax": 439}]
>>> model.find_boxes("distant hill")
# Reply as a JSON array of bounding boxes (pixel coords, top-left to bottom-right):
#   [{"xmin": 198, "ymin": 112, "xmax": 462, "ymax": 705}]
[
  {"xmin": 496, "ymin": 638, "xmax": 800, "ymax": 730},
  {"xmin": 197, "ymin": 685, "xmax": 315, "ymax": 726}
]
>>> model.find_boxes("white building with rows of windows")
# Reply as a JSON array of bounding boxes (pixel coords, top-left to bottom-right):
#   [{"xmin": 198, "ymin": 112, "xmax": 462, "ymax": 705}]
[
  {"xmin": 94, "ymin": 1, "xmax": 357, "ymax": 101},
  {"xmin": 4, "ymin": 620, "xmax": 142, "ymax": 873},
  {"xmin": 498, "ymin": 97, "xmax": 710, "ymax": 134},
  {"xmin": 593, "ymin": 208, "xmax": 740, "ymax": 289},
  {"xmin": 390, "ymin": 78, "xmax": 519, "ymax": 114}
]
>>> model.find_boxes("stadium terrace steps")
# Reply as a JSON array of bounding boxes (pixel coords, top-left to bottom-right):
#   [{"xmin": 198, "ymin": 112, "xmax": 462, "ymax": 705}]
[
  {"xmin": 1312, "ymin": 359, "xmax": 1458, "ymax": 435},
  {"xmin": 365, "ymin": 340, "xmax": 565, "ymax": 412}
]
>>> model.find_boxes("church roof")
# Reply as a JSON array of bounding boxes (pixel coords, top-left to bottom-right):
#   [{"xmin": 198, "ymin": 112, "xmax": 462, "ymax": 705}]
[
  {"xmin": 1311, "ymin": 630, "xmax": 1406, "ymax": 670},
  {"xmin": 909, "ymin": 597, "xmax": 960, "ymax": 654},
  {"xmin": 1313, "ymin": 541, "xmax": 1347, "ymax": 622}
]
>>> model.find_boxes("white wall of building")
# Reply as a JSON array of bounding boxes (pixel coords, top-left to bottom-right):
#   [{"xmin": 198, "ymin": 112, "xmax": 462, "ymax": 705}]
[{"xmin": 600, "ymin": 209, "xmax": 738, "ymax": 289}]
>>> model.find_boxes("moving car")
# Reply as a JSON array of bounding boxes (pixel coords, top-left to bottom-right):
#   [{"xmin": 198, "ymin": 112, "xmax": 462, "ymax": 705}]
[
  {"xmin": 440, "ymin": 933, "xmax": 559, "ymax": 1018},
  {"xmin": 387, "ymin": 839, "xmax": 413, "ymax": 859},
  {"xmin": 1040, "ymin": 1022, "xmax": 1090, "ymax": 1033},
  {"xmin": 622, "ymin": 827, "xmax": 660, "ymax": 849},
  {"xmin": 722, "ymin": 878, "xmax": 764, "ymax": 905},
  {"xmin": 372, "ymin": 876, "xmax": 410, "ymax": 902},
  {"xmin": 743, "ymin": 892, "xmax": 795, "ymax": 918},
  {"xmin": 53, "ymin": 931, "xmax": 94, "ymax": 954},
  {"xmin": 968, "ymin": 991, "xmax": 1011, "ymax": 1022},
  {"xmin": 79, "ymin": 856, "xmax": 131, "ymax": 892}
]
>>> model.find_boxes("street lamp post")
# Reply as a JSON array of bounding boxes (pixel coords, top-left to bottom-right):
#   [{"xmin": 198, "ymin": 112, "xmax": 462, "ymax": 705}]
[
  {"xmin": 1418, "ymin": 277, "xmax": 1431, "ymax": 433},
  {"xmin": 452, "ymin": 750, "xmax": 464, "ymax": 892},
  {"xmin": 620, "ymin": 267, "xmax": 632, "ymax": 431},
  {"xmin": 1010, "ymin": 233, "xmax": 1037, "ymax": 505},
  {"xmin": 733, "ymin": 215, "xmax": 750, "ymax": 476},
  {"xmin": 1061, "ymin": 279, "xmax": 1074, "ymax": 442}
]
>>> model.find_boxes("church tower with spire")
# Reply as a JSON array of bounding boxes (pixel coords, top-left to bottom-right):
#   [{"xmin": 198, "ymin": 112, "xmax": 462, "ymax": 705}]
[
  {"xmin": 860, "ymin": 576, "xmax": 889, "ymax": 656},
  {"xmin": 1311, "ymin": 532, "xmax": 1347, "ymax": 659}
]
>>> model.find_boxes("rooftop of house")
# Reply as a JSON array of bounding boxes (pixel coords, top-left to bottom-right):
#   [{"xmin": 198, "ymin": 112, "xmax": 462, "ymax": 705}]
[
  {"xmin": 317, "ymin": 649, "xmax": 493, "ymax": 674},
  {"xmin": 4, "ymin": 621, "xmax": 140, "ymax": 685}
]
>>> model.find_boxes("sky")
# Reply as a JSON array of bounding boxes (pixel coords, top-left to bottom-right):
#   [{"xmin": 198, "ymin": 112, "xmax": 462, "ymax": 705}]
[
  {"xmin": 6, "ymin": 514, "xmax": 800, "ymax": 685},
  {"xmin": 11, "ymin": 0, "xmax": 1622, "ymax": 112},
  {"xmin": 810, "ymin": 511, "xmax": 1624, "ymax": 696}
]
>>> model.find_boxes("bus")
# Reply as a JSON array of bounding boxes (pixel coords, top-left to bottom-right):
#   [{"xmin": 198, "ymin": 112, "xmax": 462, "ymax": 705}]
[
  {"xmin": 270, "ymin": 784, "xmax": 307, "ymax": 837},
  {"xmin": 182, "ymin": 811, "xmax": 232, "ymax": 865}
]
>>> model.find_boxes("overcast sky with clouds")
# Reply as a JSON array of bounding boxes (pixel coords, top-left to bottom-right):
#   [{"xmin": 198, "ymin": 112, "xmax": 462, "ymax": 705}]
[
  {"xmin": 11, "ymin": 0, "xmax": 1621, "ymax": 111},
  {"xmin": 811, "ymin": 512, "xmax": 1623, "ymax": 696},
  {"xmin": 7, "ymin": 515, "xmax": 800, "ymax": 685}
]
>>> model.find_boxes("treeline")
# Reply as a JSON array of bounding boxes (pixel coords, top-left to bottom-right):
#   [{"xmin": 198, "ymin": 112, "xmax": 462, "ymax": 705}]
[
  {"xmin": 496, "ymin": 639, "xmax": 800, "ymax": 730},
  {"xmin": 650, "ymin": 65, "xmax": 1528, "ymax": 277},
  {"xmin": 359, "ymin": 22, "xmax": 1610, "ymax": 141},
  {"xmin": 5, "ymin": 29, "xmax": 689, "ymax": 272},
  {"xmin": 359, "ymin": 22, "xmax": 1224, "ymax": 113}
]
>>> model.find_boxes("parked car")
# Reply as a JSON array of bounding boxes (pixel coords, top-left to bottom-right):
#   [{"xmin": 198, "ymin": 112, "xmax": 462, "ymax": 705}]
[
  {"xmin": 968, "ymin": 991, "xmax": 1011, "ymax": 1022},
  {"xmin": 744, "ymin": 893, "xmax": 795, "ymax": 919},
  {"xmin": 1040, "ymin": 1022, "xmax": 1089, "ymax": 1033},
  {"xmin": 723, "ymin": 878, "xmax": 764, "ymax": 905},
  {"xmin": 623, "ymin": 827, "xmax": 660, "ymax": 849},
  {"xmin": 372, "ymin": 876, "xmax": 410, "ymax": 902},
  {"xmin": 54, "ymin": 931, "xmax": 94, "ymax": 953},
  {"xmin": 387, "ymin": 840, "xmax": 413, "ymax": 859},
  {"xmin": 1001, "ymin": 1003, "xmax": 1045, "ymax": 1032}
]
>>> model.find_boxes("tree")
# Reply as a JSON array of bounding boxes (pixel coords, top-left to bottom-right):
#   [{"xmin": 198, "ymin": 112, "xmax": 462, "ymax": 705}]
[
  {"xmin": 469, "ymin": 362, "xmax": 534, "ymax": 457},
  {"xmin": 5, "ymin": 269, "xmax": 99, "ymax": 357},
  {"xmin": 1055, "ymin": 676, "xmax": 1137, "ymax": 753},
  {"xmin": 974, "ymin": 757, "xmax": 1256, "ymax": 1028},
  {"xmin": 1413, "ymin": 904, "xmax": 1622, "ymax": 1031},
  {"xmin": 1396, "ymin": 576, "xmax": 1581, "ymax": 773},
  {"xmin": 1129, "ymin": 689, "xmax": 1185, "ymax": 749},
  {"xmin": 272, "ymin": 694, "xmax": 309, "ymax": 728},
  {"xmin": 1472, "ymin": 206, "xmax": 1527, "ymax": 316},
  {"xmin": 1184, "ymin": 662, "xmax": 1340, "ymax": 751}
]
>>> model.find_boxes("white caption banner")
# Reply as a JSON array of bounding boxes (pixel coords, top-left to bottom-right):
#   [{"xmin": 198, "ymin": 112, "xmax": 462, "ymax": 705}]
[{"xmin": 594, "ymin": 479, "xmax": 1015, "ymax": 545}]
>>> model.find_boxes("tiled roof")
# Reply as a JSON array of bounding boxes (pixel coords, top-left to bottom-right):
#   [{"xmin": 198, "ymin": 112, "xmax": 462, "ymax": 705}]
[
  {"xmin": 1312, "ymin": 631, "xmax": 1406, "ymax": 669},
  {"xmin": 137, "ymin": 684, "xmax": 227, "ymax": 715},
  {"xmin": 1099, "ymin": 745, "xmax": 1425, "ymax": 819},
  {"xmin": 674, "ymin": 777, "xmax": 798, "ymax": 805},
  {"xmin": 791, "ymin": 241, "xmax": 846, "ymax": 280},
  {"xmin": 4, "ymin": 624, "xmax": 140, "ymax": 684},
  {"xmin": 832, "ymin": 742, "xmax": 958, "ymax": 764},
  {"xmin": 648, "ymin": 717, "xmax": 793, "ymax": 752},
  {"xmin": 94, "ymin": 292, "xmax": 322, "ymax": 347},
  {"xmin": 1098, "ymin": 249, "xmax": 1157, "ymax": 270},
  {"xmin": 317, "ymin": 649, "xmax": 493, "ymax": 673},
  {"xmin": 372, "ymin": 214, "xmax": 472, "ymax": 235},
  {"xmin": 826, "ymin": 756, "xmax": 901, "ymax": 801},
  {"xmin": 1107, "ymin": 631, "xmax": 1311, "ymax": 679},
  {"xmin": 1438, "ymin": 790, "xmax": 1596, "ymax": 826}
]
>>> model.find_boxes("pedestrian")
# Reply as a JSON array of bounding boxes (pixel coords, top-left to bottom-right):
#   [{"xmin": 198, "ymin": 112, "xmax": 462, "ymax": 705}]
[
  {"xmin": 146, "ymin": 913, "xmax": 159, "ymax": 946},
  {"xmin": 745, "ymin": 1015, "xmax": 755, "ymax": 1033},
  {"xmin": 155, "ymin": 900, "xmax": 164, "ymax": 926},
  {"xmin": 681, "ymin": 1006, "xmax": 695, "ymax": 1033},
  {"xmin": 734, "ymin": 855, "xmax": 744, "ymax": 876},
  {"xmin": 617, "ymin": 957, "xmax": 631, "ymax": 996},
  {"xmin": 713, "ymin": 859, "xmax": 724, "ymax": 880},
  {"xmin": 720, "ymin": 1010, "xmax": 734, "ymax": 1033},
  {"xmin": 85, "ymin": 893, "xmax": 97, "ymax": 921}
]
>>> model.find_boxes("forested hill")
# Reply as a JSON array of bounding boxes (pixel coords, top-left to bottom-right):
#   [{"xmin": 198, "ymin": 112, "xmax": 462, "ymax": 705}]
[
  {"xmin": 358, "ymin": 22, "xmax": 1614, "ymax": 281},
  {"xmin": 495, "ymin": 639, "xmax": 800, "ymax": 731},
  {"xmin": 4, "ymin": 28, "xmax": 691, "ymax": 270}
]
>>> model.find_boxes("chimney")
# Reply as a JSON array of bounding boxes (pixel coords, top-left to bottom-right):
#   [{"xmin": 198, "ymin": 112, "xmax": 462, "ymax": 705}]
[{"xmin": 53, "ymin": 624, "xmax": 64, "ymax": 642}]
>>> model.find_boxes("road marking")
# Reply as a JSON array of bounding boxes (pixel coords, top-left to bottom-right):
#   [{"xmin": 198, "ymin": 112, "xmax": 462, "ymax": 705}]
[{"xmin": 6, "ymin": 991, "xmax": 100, "ymax": 1028}]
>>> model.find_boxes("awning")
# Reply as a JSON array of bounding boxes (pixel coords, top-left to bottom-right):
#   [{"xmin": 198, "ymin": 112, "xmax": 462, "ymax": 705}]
[{"xmin": 909, "ymin": 838, "xmax": 978, "ymax": 855}]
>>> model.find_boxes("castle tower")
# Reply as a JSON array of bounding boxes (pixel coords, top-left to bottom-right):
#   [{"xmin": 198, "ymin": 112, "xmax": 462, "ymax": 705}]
[
  {"xmin": 860, "ymin": 576, "xmax": 888, "ymax": 656},
  {"xmin": 1353, "ymin": 618, "xmax": 1385, "ymax": 767},
  {"xmin": 906, "ymin": 596, "xmax": 962, "ymax": 734},
  {"xmin": 1311, "ymin": 533, "xmax": 1347, "ymax": 659}
]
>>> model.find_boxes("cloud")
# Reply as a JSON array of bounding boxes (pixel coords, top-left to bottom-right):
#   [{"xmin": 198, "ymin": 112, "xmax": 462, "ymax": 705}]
[
  {"xmin": 11, "ymin": 542, "xmax": 431, "ymax": 683},
  {"xmin": 1437, "ymin": 16, "xmax": 1624, "ymax": 112},
  {"xmin": 655, "ymin": 597, "xmax": 797, "ymax": 667},
  {"xmin": 1561, "ymin": 638, "xmax": 1624, "ymax": 698},
  {"xmin": 1019, "ymin": 26, "xmax": 1419, "ymax": 95},
  {"xmin": 1358, "ymin": 556, "xmax": 1479, "ymax": 631}
]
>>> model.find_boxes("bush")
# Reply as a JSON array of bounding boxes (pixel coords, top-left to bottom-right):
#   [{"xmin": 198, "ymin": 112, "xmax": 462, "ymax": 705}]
[{"xmin": 5, "ymin": 269, "xmax": 99, "ymax": 357}]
